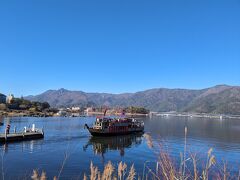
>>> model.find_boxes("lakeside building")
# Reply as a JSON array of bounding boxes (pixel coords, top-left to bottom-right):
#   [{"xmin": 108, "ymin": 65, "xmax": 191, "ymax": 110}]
[
  {"xmin": 0, "ymin": 93, "xmax": 6, "ymax": 104},
  {"xmin": 6, "ymin": 94, "xmax": 14, "ymax": 104},
  {"xmin": 84, "ymin": 107, "xmax": 93, "ymax": 115},
  {"xmin": 71, "ymin": 107, "xmax": 80, "ymax": 111},
  {"xmin": 56, "ymin": 109, "xmax": 72, "ymax": 117}
]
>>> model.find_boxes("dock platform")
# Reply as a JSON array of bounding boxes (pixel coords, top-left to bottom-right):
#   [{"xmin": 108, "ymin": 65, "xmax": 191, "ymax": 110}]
[
  {"xmin": 0, "ymin": 131, "xmax": 44, "ymax": 143},
  {"xmin": 0, "ymin": 124, "xmax": 44, "ymax": 143}
]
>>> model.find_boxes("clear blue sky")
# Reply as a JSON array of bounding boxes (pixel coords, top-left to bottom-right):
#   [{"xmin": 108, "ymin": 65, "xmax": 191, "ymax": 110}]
[{"xmin": 0, "ymin": 0, "xmax": 240, "ymax": 96}]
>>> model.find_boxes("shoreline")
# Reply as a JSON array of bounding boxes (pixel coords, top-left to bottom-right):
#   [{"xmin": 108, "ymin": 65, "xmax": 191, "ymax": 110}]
[
  {"xmin": 0, "ymin": 110, "xmax": 149, "ymax": 118},
  {"xmin": 153, "ymin": 112, "xmax": 240, "ymax": 119},
  {"xmin": 0, "ymin": 110, "xmax": 53, "ymax": 117},
  {"xmin": 1, "ymin": 110, "xmax": 240, "ymax": 119}
]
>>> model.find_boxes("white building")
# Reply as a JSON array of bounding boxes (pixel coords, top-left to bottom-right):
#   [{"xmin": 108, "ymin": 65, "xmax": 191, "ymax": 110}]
[
  {"xmin": 57, "ymin": 110, "xmax": 68, "ymax": 117},
  {"xmin": 6, "ymin": 94, "xmax": 14, "ymax": 104},
  {"xmin": 72, "ymin": 107, "xmax": 80, "ymax": 111},
  {"xmin": 84, "ymin": 107, "xmax": 93, "ymax": 115}
]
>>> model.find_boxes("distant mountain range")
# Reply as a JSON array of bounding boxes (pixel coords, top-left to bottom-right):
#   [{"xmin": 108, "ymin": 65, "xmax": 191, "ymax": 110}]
[{"xmin": 25, "ymin": 85, "xmax": 240, "ymax": 115}]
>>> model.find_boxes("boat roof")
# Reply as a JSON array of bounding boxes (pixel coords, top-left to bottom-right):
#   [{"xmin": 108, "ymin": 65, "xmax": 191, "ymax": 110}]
[{"xmin": 96, "ymin": 116, "xmax": 132, "ymax": 121}]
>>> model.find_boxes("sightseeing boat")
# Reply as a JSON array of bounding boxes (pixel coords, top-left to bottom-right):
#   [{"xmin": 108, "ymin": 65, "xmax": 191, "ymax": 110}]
[{"xmin": 84, "ymin": 116, "xmax": 144, "ymax": 136}]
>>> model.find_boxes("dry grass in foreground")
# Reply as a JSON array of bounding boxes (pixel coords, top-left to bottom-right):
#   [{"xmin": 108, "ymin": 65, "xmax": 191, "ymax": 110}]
[
  {"xmin": 31, "ymin": 127, "xmax": 240, "ymax": 180},
  {"xmin": 31, "ymin": 154, "xmax": 240, "ymax": 180}
]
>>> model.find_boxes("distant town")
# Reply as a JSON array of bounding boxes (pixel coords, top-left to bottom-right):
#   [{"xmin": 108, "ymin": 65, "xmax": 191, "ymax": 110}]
[{"xmin": 0, "ymin": 93, "xmax": 149, "ymax": 117}]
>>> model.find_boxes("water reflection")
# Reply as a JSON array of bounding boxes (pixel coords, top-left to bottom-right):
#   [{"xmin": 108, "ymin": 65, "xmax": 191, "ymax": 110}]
[
  {"xmin": 83, "ymin": 133, "xmax": 143, "ymax": 156},
  {"xmin": 0, "ymin": 139, "xmax": 44, "ymax": 154},
  {"xmin": 0, "ymin": 116, "xmax": 4, "ymax": 126},
  {"xmin": 145, "ymin": 116, "xmax": 240, "ymax": 145}
]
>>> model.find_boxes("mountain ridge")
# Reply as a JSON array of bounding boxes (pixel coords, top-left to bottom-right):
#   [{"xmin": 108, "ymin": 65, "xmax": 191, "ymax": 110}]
[{"xmin": 25, "ymin": 85, "xmax": 240, "ymax": 115}]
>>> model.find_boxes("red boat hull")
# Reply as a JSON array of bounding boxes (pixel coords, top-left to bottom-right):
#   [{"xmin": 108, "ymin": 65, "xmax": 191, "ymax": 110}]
[{"xmin": 87, "ymin": 127, "xmax": 144, "ymax": 136}]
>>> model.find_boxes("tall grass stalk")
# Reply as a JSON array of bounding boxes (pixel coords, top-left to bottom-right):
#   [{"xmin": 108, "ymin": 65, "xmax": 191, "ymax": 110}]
[
  {"xmin": 57, "ymin": 151, "xmax": 70, "ymax": 180},
  {"xmin": 183, "ymin": 126, "xmax": 187, "ymax": 178},
  {"xmin": 118, "ymin": 161, "xmax": 127, "ymax": 180},
  {"xmin": 127, "ymin": 164, "xmax": 136, "ymax": 180}
]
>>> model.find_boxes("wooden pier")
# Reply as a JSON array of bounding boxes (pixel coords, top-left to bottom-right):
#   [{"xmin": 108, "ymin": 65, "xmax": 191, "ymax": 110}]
[
  {"xmin": 0, "ymin": 124, "xmax": 44, "ymax": 143},
  {"xmin": 0, "ymin": 131, "xmax": 44, "ymax": 143}
]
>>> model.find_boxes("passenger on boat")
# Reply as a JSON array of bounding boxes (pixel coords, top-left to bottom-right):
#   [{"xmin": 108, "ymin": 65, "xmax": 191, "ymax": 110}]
[{"xmin": 6, "ymin": 124, "xmax": 10, "ymax": 134}]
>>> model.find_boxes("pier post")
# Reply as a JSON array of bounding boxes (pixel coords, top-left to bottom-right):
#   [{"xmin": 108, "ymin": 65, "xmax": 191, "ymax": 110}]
[{"xmin": 5, "ymin": 129, "xmax": 7, "ymax": 141}]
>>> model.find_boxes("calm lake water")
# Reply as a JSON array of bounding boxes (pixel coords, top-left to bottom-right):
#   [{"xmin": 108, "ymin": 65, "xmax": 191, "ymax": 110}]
[{"xmin": 0, "ymin": 116, "xmax": 240, "ymax": 179}]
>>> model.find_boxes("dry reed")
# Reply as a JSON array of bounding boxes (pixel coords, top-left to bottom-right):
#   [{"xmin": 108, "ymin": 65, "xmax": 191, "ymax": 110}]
[
  {"xmin": 143, "ymin": 133, "xmax": 153, "ymax": 149},
  {"xmin": 118, "ymin": 161, "xmax": 127, "ymax": 180},
  {"xmin": 30, "ymin": 129, "xmax": 240, "ymax": 180},
  {"xmin": 101, "ymin": 161, "xmax": 115, "ymax": 180},
  {"xmin": 127, "ymin": 164, "xmax": 136, "ymax": 180},
  {"xmin": 90, "ymin": 161, "xmax": 99, "ymax": 180},
  {"xmin": 31, "ymin": 170, "xmax": 47, "ymax": 180}
]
